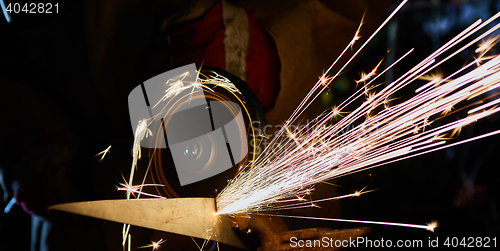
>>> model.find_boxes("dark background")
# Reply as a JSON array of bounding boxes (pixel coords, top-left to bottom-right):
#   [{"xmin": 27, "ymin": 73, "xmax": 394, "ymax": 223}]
[{"xmin": 0, "ymin": 0, "xmax": 499, "ymax": 250}]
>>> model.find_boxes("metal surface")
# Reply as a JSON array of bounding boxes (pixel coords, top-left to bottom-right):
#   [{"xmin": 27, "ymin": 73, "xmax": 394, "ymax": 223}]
[{"xmin": 48, "ymin": 198, "xmax": 248, "ymax": 249}]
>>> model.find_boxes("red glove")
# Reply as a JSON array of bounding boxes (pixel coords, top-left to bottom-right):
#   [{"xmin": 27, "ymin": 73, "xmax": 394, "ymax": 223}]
[{"xmin": 169, "ymin": 1, "xmax": 280, "ymax": 109}]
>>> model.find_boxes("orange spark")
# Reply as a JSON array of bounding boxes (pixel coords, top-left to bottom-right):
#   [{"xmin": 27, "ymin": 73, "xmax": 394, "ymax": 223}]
[{"xmin": 94, "ymin": 145, "xmax": 111, "ymax": 162}]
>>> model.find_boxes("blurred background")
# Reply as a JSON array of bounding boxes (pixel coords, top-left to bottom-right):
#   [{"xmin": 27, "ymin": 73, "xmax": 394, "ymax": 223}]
[{"xmin": 0, "ymin": 0, "xmax": 499, "ymax": 250}]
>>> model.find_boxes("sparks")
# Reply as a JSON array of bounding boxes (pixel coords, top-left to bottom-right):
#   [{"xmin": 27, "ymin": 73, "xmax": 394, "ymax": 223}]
[
  {"xmin": 416, "ymin": 73, "xmax": 443, "ymax": 93},
  {"xmin": 153, "ymin": 71, "xmax": 191, "ymax": 107},
  {"xmin": 116, "ymin": 183, "xmax": 166, "ymax": 199},
  {"xmin": 118, "ymin": 174, "xmax": 166, "ymax": 199},
  {"xmin": 121, "ymin": 0, "xmax": 500, "ymax": 243},
  {"xmin": 350, "ymin": 13, "xmax": 365, "ymax": 50},
  {"xmin": 94, "ymin": 145, "xmax": 111, "ymax": 161},
  {"xmin": 138, "ymin": 239, "xmax": 167, "ymax": 250},
  {"xmin": 355, "ymin": 56, "xmax": 385, "ymax": 84},
  {"xmin": 199, "ymin": 70, "xmax": 242, "ymax": 95},
  {"xmin": 475, "ymin": 35, "xmax": 500, "ymax": 55},
  {"xmin": 426, "ymin": 221, "xmax": 439, "ymax": 233},
  {"xmin": 216, "ymin": 7, "xmax": 500, "ymax": 219},
  {"xmin": 126, "ymin": 118, "xmax": 154, "ymax": 203},
  {"xmin": 319, "ymin": 73, "xmax": 333, "ymax": 87},
  {"xmin": 254, "ymin": 214, "xmax": 438, "ymax": 232},
  {"xmin": 131, "ymin": 119, "xmax": 152, "ymax": 171}
]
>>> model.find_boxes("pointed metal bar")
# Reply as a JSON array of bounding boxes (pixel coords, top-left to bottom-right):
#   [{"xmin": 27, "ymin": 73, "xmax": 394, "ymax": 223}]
[{"xmin": 49, "ymin": 198, "xmax": 248, "ymax": 249}]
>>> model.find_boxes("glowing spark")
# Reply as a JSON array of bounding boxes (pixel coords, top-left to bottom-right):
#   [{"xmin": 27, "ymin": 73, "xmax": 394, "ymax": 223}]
[
  {"xmin": 131, "ymin": 119, "xmax": 152, "ymax": 170},
  {"xmin": 216, "ymin": 9, "xmax": 500, "ymax": 218},
  {"xmin": 94, "ymin": 145, "xmax": 111, "ymax": 161},
  {"xmin": 190, "ymin": 237, "xmax": 202, "ymax": 250},
  {"xmin": 468, "ymin": 97, "xmax": 500, "ymax": 114},
  {"xmin": 116, "ymin": 183, "xmax": 166, "ymax": 199},
  {"xmin": 128, "ymin": 234, "xmax": 131, "ymax": 251},
  {"xmin": 426, "ymin": 221, "xmax": 439, "ymax": 233},
  {"xmin": 128, "ymin": 118, "xmax": 153, "ymax": 199},
  {"xmin": 285, "ymin": 126, "xmax": 300, "ymax": 146},
  {"xmin": 138, "ymin": 239, "xmax": 166, "ymax": 250},
  {"xmin": 200, "ymin": 236, "xmax": 212, "ymax": 251},
  {"xmin": 199, "ymin": 70, "xmax": 242, "ymax": 95},
  {"xmin": 450, "ymin": 125, "xmax": 463, "ymax": 138},
  {"xmin": 355, "ymin": 56, "xmax": 384, "ymax": 84},
  {"xmin": 123, "ymin": 0, "xmax": 500, "ymax": 239},
  {"xmin": 255, "ymin": 214, "xmax": 438, "ymax": 232},
  {"xmin": 122, "ymin": 224, "xmax": 131, "ymax": 246},
  {"xmin": 153, "ymin": 70, "xmax": 215, "ymax": 109},
  {"xmin": 153, "ymin": 72, "xmax": 191, "ymax": 107},
  {"xmin": 319, "ymin": 73, "xmax": 333, "ymax": 87},
  {"xmin": 269, "ymin": 190, "xmax": 373, "ymax": 211},
  {"xmin": 350, "ymin": 13, "xmax": 365, "ymax": 50},
  {"xmin": 163, "ymin": 80, "xmax": 185, "ymax": 100},
  {"xmin": 416, "ymin": 74, "xmax": 443, "ymax": 93},
  {"xmin": 475, "ymin": 35, "xmax": 499, "ymax": 55}
]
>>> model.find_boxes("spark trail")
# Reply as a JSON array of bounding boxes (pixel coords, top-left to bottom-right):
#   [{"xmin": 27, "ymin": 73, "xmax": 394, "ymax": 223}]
[
  {"xmin": 215, "ymin": 4, "xmax": 500, "ymax": 219},
  {"xmin": 119, "ymin": 0, "xmax": 500, "ymax": 239}
]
